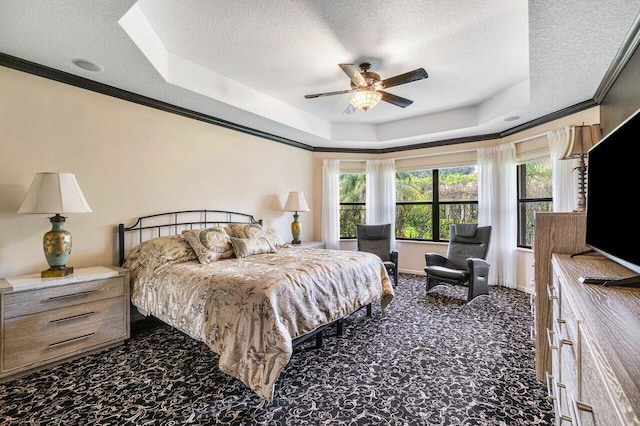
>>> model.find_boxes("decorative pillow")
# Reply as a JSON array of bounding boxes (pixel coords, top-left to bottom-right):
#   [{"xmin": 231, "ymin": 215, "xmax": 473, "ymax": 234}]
[
  {"xmin": 182, "ymin": 227, "xmax": 234, "ymax": 264},
  {"xmin": 244, "ymin": 226, "xmax": 288, "ymax": 248},
  {"xmin": 229, "ymin": 236, "xmax": 276, "ymax": 258},
  {"xmin": 224, "ymin": 223, "xmax": 250, "ymax": 238},
  {"xmin": 241, "ymin": 223, "xmax": 263, "ymax": 239},
  {"xmin": 123, "ymin": 234, "xmax": 197, "ymax": 276},
  {"xmin": 264, "ymin": 230, "xmax": 288, "ymax": 248}
]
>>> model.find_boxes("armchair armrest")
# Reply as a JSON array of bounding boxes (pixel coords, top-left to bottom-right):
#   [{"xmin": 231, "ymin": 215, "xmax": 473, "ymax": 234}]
[
  {"xmin": 425, "ymin": 252, "xmax": 447, "ymax": 267},
  {"xmin": 467, "ymin": 257, "xmax": 490, "ymax": 278},
  {"xmin": 467, "ymin": 257, "xmax": 490, "ymax": 301},
  {"xmin": 390, "ymin": 250, "xmax": 399, "ymax": 264},
  {"xmin": 467, "ymin": 257, "xmax": 489, "ymax": 269}
]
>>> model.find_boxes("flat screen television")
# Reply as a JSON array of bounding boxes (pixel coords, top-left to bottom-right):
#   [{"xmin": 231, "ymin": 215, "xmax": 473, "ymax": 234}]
[{"xmin": 585, "ymin": 106, "xmax": 640, "ymax": 285}]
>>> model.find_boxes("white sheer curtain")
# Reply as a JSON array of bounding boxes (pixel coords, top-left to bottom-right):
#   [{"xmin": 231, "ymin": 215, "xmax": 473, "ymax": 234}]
[
  {"xmin": 477, "ymin": 144, "xmax": 517, "ymax": 288},
  {"xmin": 366, "ymin": 159, "xmax": 396, "ymax": 226},
  {"xmin": 548, "ymin": 127, "xmax": 578, "ymax": 212},
  {"xmin": 366, "ymin": 159, "xmax": 396, "ymax": 248},
  {"xmin": 321, "ymin": 159, "xmax": 340, "ymax": 250}
]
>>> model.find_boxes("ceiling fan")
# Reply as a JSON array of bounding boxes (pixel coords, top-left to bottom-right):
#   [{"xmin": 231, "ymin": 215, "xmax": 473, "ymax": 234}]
[{"xmin": 304, "ymin": 63, "xmax": 428, "ymax": 114}]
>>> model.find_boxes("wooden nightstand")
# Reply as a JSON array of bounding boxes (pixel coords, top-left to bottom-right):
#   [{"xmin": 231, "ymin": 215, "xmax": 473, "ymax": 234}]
[
  {"xmin": 0, "ymin": 266, "xmax": 130, "ymax": 381},
  {"xmin": 290, "ymin": 241, "xmax": 326, "ymax": 249}
]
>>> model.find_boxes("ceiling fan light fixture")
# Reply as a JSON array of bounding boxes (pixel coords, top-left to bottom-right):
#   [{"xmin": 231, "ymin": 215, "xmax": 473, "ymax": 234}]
[{"xmin": 349, "ymin": 90, "xmax": 382, "ymax": 111}]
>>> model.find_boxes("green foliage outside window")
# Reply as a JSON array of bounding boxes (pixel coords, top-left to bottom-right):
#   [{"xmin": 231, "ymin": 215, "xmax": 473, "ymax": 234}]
[
  {"xmin": 339, "ymin": 173, "xmax": 366, "ymax": 238},
  {"xmin": 396, "ymin": 167, "xmax": 478, "ymax": 240},
  {"xmin": 518, "ymin": 159, "xmax": 553, "ymax": 247},
  {"xmin": 339, "ymin": 167, "xmax": 479, "ymax": 240}
]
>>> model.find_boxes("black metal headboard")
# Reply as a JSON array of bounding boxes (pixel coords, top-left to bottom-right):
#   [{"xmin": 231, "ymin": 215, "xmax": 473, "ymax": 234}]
[{"xmin": 118, "ymin": 210, "xmax": 263, "ymax": 266}]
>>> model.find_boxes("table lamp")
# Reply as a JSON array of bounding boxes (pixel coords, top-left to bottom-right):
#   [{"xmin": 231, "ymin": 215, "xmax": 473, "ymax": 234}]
[
  {"xmin": 561, "ymin": 124, "xmax": 601, "ymax": 212},
  {"xmin": 17, "ymin": 172, "xmax": 93, "ymax": 277},
  {"xmin": 283, "ymin": 191, "xmax": 310, "ymax": 244}
]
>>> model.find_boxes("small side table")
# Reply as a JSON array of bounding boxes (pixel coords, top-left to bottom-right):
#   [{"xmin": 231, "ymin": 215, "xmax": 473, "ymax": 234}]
[
  {"xmin": 290, "ymin": 241, "xmax": 326, "ymax": 249},
  {"xmin": 0, "ymin": 266, "xmax": 130, "ymax": 381}
]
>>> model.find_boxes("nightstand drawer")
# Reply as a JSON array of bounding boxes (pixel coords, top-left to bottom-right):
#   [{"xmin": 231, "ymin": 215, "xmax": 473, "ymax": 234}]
[
  {"xmin": 3, "ymin": 277, "xmax": 125, "ymax": 319},
  {"xmin": 3, "ymin": 296, "xmax": 126, "ymax": 372}
]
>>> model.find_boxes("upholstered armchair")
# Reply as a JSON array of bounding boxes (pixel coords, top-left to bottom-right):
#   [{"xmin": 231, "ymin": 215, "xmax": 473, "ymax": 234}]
[
  {"xmin": 424, "ymin": 223, "xmax": 492, "ymax": 302},
  {"xmin": 356, "ymin": 224, "xmax": 399, "ymax": 286}
]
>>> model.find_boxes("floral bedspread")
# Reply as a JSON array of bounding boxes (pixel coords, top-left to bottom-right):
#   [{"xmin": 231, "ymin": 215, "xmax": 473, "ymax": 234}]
[{"xmin": 127, "ymin": 247, "xmax": 394, "ymax": 400}]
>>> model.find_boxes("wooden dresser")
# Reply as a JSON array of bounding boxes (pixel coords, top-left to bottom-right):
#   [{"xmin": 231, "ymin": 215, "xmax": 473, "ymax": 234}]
[
  {"xmin": 0, "ymin": 266, "xmax": 130, "ymax": 381},
  {"xmin": 548, "ymin": 254, "xmax": 640, "ymax": 425},
  {"xmin": 534, "ymin": 212, "xmax": 589, "ymax": 382}
]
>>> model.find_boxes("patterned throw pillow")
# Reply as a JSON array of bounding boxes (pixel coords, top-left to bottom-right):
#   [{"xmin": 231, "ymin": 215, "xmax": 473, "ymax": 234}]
[
  {"xmin": 182, "ymin": 227, "xmax": 234, "ymax": 264},
  {"xmin": 229, "ymin": 236, "xmax": 276, "ymax": 258},
  {"xmin": 225, "ymin": 224, "xmax": 242, "ymax": 238},
  {"xmin": 123, "ymin": 235, "xmax": 197, "ymax": 276},
  {"xmin": 229, "ymin": 223, "xmax": 289, "ymax": 248}
]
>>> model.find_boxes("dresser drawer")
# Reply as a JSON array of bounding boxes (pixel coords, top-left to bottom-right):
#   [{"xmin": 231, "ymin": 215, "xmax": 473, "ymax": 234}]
[
  {"xmin": 3, "ymin": 296, "xmax": 126, "ymax": 372},
  {"xmin": 3, "ymin": 277, "xmax": 125, "ymax": 319},
  {"xmin": 558, "ymin": 331, "xmax": 579, "ymax": 416},
  {"xmin": 579, "ymin": 323, "xmax": 639, "ymax": 425}
]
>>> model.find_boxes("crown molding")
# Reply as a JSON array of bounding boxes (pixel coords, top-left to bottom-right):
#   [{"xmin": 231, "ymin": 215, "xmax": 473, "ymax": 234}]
[
  {"xmin": 499, "ymin": 100, "xmax": 597, "ymax": 138},
  {"xmin": 593, "ymin": 12, "xmax": 640, "ymax": 104}
]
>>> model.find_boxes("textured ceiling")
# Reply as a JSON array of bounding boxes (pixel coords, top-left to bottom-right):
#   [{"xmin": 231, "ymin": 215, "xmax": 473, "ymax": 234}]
[{"xmin": 1, "ymin": 1, "xmax": 639, "ymax": 150}]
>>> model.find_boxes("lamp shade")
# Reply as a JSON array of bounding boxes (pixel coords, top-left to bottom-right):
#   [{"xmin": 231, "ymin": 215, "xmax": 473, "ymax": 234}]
[
  {"xmin": 561, "ymin": 124, "xmax": 602, "ymax": 160},
  {"xmin": 349, "ymin": 90, "xmax": 383, "ymax": 111},
  {"xmin": 17, "ymin": 172, "xmax": 92, "ymax": 214},
  {"xmin": 283, "ymin": 191, "xmax": 310, "ymax": 213}
]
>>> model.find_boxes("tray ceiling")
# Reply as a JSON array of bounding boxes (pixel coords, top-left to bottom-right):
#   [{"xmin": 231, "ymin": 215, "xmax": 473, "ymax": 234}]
[{"xmin": 1, "ymin": 0, "xmax": 638, "ymax": 150}]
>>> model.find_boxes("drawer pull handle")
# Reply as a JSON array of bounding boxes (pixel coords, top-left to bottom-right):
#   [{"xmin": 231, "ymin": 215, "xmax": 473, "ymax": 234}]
[
  {"xmin": 569, "ymin": 394, "xmax": 593, "ymax": 426},
  {"xmin": 529, "ymin": 294, "xmax": 535, "ymax": 315},
  {"xmin": 49, "ymin": 311, "xmax": 95, "ymax": 324},
  {"xmin": 545, "ymin": 372, "xmax": 556, "ymax": 400},
  {"xmin": 45, "ymin": 290, "xmax": 95, "ymax": 302},
  {"xmin": 530, "ymin": 325, "xmax": 535, "ymax": 341},
  {"xmin": 546, "ymin": 284, "xmax": 557, "ymax": 301},
  {"xmin": 547, "ymin": 328, "xmax": 558, "ymax": 350},
  {"xmin": 48, "ymin": 333, "xmax": 95, "ymax": 348},
  {"xmin": 553, "ymin": 321, "xmax": 574, "ymax": 346}
]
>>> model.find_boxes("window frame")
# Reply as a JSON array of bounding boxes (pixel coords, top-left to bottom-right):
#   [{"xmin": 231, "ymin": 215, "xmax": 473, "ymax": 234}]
[
  {"xmin": 396, "ymin": 168, "xmax": 479, "ymax": 242},
  {"xmin": 339, "ymin": 172, "xmax": 366, "ymax": 239},
  {"xmin": 516, "ymin": 161, "xmax": 553, "ymax": 249}
]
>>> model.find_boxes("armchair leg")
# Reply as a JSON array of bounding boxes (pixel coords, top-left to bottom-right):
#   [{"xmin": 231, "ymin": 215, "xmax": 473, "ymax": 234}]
[
  {"xmin": 468, "ymin": 281, "xmax": 489, "ymax": 301},
  {"xmin": 467, "ymin": 261, "xmax": 490, "ymax": 302},
  {"xmin": 425, "ymin": 275, "xmax": 436, "ymax": 291}
]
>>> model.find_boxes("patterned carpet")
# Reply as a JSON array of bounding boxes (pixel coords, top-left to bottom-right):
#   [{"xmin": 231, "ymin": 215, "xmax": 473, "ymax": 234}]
[{"xmin": 0, "ymin": 274, "xmax": 553, "ymax": 425}]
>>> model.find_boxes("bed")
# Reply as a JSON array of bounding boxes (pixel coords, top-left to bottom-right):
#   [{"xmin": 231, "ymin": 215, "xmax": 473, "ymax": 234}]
[{"xmin": 118, "ymin": 210, "xmax": 394, "ymax": 401}]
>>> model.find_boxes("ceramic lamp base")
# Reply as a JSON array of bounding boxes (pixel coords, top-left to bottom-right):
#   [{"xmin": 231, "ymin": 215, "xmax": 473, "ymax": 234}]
[
  {"xmin": 41, "ymin": 266, "xmax": 74, "ymax": 278},
  {"xmin": 43, "ymin": 213, "xmax": 73, "ymax": 274},
  {"xmin": 291, "ymin": 212, "xmax": 302, "ymax": 244}
]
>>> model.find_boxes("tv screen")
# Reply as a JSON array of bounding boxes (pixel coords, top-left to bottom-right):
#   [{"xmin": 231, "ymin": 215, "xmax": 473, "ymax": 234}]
[{"xmin": 586, "ymin": 107, "xmax": 640, "ymax": 275}]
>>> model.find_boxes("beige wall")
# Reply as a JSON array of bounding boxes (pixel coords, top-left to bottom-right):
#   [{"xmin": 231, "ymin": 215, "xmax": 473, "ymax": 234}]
[{"xmin": 0, "ymin": 66, "xmax": 314, "ymax": 277}]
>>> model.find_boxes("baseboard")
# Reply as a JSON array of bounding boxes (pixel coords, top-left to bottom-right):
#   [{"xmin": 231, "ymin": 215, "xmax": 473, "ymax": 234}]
[
  {"xmin": 517, "ymin": 284, "xmax": 534, "ymax": 294},
  {"xmin": 400, "ymin": 268, "xmax": 426, "ymax": 276}
]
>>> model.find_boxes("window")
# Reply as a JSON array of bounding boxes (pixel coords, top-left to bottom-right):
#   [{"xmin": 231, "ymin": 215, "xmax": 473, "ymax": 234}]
[
  {"xmin": 339, "ymin": 173, "xmax": 366, "ymax": 238},
  {"xmin": 396, "ymin": 166, "xmax": 478, "ymax": 241},
  {"xmin": 517, "ymin": 159, "xmax": 553, "ymax": 248}
]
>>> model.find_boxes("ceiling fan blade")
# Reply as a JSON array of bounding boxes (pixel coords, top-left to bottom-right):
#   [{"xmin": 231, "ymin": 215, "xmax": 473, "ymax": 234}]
[
  {"xmin": 304, "ymin": 89, "xmax": 356, "ymax": 99},
  {"xmin": 380, "ymin": 68, "xmax": 428, "ymax": 89},
  {"xmin": 343, "ymin": 104, "xmax": 356, "ymax": 115},
  {"xmin": 339, "ymin": 63, "xmax": 367, "ymax": 87},
  {"xmin": 380, "ymin": 91, "xmax": 414, "ymax": 108}
]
